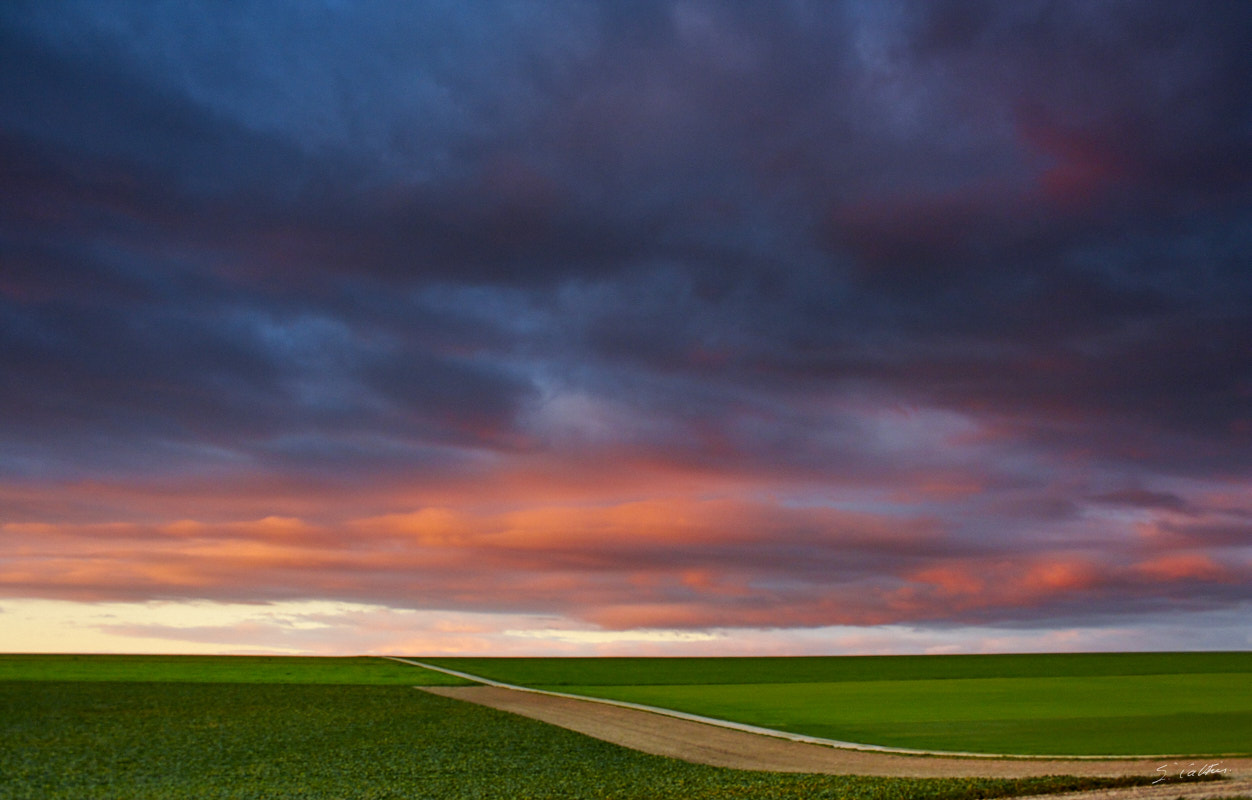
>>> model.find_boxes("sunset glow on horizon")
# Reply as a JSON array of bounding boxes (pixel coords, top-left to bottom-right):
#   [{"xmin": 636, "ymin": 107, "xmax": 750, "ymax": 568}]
[{"xmin": 2, "ymin": 1, "xmax": 1250, "ymax": 656}]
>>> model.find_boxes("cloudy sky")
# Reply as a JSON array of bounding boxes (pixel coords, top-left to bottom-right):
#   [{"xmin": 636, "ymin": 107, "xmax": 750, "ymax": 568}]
[{"xmin": 2, "ymin": 0, "xmax": 1250, "ymax": 656}]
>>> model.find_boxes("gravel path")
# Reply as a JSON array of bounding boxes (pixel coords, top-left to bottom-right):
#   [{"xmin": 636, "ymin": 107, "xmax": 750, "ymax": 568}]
[{"xmin": 419, "ymin": 684, "xmax": 1250, "ymax": 794}]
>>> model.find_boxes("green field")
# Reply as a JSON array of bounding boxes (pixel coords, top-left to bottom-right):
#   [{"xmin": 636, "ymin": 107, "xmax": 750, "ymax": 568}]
[
  {"xmin": 421, "ymin": 651, "xmax": 1252, "ymax": 685},
  {"xmin": 0, "ymin": 655, "xmax": 1151, "ymax": 800},
  {"xmin": 424, "ymin": 652, "xmax": 1252, "ymax": 756}
]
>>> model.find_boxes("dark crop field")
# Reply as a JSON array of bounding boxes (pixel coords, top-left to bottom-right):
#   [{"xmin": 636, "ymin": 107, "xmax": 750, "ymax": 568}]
[{"xmin": 0, "ymin": 654, "xmax": 471, "ymax": 685}]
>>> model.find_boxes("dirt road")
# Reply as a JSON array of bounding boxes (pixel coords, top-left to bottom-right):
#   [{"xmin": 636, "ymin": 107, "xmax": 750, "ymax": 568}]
[{"xmin": 420, "ymin": 684, "xmax": 1251, "ymax": 797}]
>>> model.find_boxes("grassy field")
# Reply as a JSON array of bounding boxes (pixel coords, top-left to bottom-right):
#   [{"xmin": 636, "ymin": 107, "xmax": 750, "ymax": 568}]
[
  {"xmin": 421, "ymin": 651, "xmax": 1252, "ymax": 685},
  {"xmin": 0, "ymin": 654, "xmax": 1154, "ymax": 800},
  {"xmin": 423, "ymin": 652, "xmax": 1252, "ymax": 756}
]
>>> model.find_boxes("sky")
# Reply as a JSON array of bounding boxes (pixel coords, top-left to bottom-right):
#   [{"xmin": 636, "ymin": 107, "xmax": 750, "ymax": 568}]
[{"xmin": 1, "ymin": 0, "xmax": 1250, "ymax": 657}]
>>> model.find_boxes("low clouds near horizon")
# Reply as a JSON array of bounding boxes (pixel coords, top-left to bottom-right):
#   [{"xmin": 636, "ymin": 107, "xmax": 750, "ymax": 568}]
[{"xmin": 2, "ymin": 0, "xmax": 1250, "ymax": 654}]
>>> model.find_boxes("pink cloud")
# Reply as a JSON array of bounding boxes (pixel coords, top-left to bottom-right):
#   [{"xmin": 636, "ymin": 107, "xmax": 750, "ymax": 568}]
[
  {"xmin": 4, "ymin": 475, "xmax": 1249, "ymax": 633},
  {"xmin": 1133, "ymin": 553, "xmax": 1235, "ymax": 583}
]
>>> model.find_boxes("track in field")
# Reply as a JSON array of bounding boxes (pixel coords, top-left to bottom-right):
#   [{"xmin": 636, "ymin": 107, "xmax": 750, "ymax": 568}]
[
  {"xmin": 396, "ymin": 657, "xmax": 1250, "ymax": 796},
  {"xmin": 420, "ymin": 685, "xmax": 1250, "ymax": 782}
]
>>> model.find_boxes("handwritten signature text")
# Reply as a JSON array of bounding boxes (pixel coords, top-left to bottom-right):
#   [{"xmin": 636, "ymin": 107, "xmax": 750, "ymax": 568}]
[{"xmin": 1153, "ymin": 761, "xmax": 1229, "ymax": 784}]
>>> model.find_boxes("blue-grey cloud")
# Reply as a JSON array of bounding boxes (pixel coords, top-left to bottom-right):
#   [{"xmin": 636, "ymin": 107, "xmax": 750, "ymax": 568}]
[{"xmin": 1, "ymin": 0, "xmax": 1249, "ymax": 635}]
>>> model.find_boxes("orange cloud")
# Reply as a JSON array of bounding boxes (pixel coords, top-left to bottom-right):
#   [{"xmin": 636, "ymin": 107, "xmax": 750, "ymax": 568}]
[
  {"xmin": 1021, "ymin": 558, "xmax": 1101, "ymax": 593},
  {"xmin": 1133, "ymin": 553, "xmax": 1233, "ymax": 583},
  {"xmin": 909, "ymin": 564, "xmax": 987, "ymax": 599},
  {"xmin": 4, "ymin": 481, "xmax": 1248, "ymax": 634}
]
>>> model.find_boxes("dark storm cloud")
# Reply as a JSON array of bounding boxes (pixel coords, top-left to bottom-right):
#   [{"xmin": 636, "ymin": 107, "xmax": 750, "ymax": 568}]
[{"xmin": 2, "ymin": 1, "xmax": 1250, "ymax": 634}]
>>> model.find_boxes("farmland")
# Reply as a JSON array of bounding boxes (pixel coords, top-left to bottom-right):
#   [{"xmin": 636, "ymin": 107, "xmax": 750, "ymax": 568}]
[
  {"xmin": 0, "ymin": 654, "xmax": 1153, "ymax": 800},
  {"xmin": 423, "ymin": 652, "xmax": 1252, "ymax": 756}
]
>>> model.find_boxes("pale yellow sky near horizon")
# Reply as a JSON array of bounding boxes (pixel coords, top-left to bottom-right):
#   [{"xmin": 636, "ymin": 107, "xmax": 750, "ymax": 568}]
[{"xmin": 3, "ymin": 597, "xmax": 1248, "ymax": 656}]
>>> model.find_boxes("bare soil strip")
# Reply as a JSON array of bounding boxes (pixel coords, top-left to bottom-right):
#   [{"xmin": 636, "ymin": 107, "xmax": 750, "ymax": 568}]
[
  {"xmin": 420, "ymin": 684, "xmax": 1251, "ymax": 790},
  {"xmin": 1013, "ymin": 780, "xmax": 1252, "ymax": 800},
  {"xmin": 392, "ymin": 656, "xmax": 935, "ymax": 754}
]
